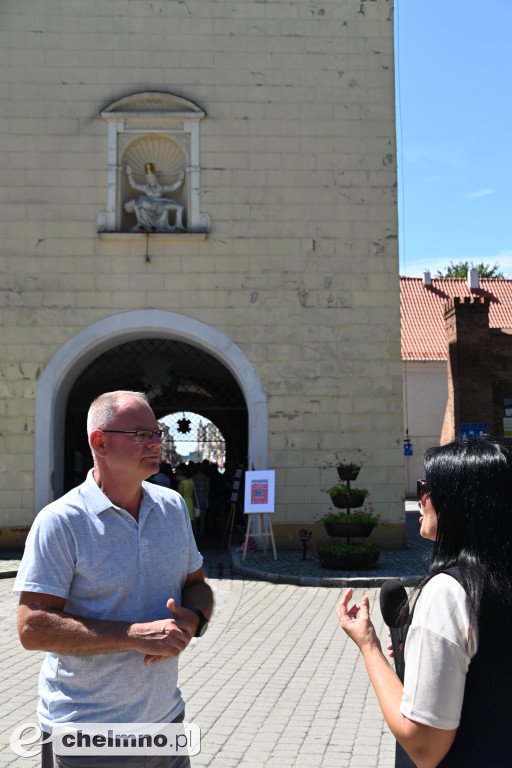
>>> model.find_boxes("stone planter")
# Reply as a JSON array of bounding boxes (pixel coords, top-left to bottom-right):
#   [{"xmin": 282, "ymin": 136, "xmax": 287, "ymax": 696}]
[
  {"xmin": 318, "ymin": 549, "xmax": 380, "ymax": 570},
  {"xmin": 324, "ymin": 521, "xmax": 375, "ymax": 538}
]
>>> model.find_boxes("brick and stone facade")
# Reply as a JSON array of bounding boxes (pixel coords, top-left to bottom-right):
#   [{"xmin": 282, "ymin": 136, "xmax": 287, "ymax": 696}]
[
  {"xmin": 0, "ymin": 0, "xmax": 404, "ymax": 548},
  {"xmin": 441, "ymin": 296, "xmax": 512, "ymax": 445},
  {"xmin": 401, "ymin": 276, "xmax": 512, "ymax": 494}
]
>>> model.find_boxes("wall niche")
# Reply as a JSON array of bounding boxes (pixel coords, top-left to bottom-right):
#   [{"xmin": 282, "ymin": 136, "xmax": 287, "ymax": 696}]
[{"xmin": 97, "ymin": 91, "xmax": 210, "ymax": 239}]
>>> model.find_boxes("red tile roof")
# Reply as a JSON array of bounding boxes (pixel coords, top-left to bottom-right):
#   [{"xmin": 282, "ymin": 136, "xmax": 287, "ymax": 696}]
[{"xmin": 400, "ymin": 277, "xmax": 512, "ymax": 361}]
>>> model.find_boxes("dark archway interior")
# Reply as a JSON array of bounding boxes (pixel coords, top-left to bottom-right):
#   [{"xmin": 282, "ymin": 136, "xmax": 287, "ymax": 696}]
[{"xmin": 64, "ymin": 337, "xmax": 248, "ymax": 499}]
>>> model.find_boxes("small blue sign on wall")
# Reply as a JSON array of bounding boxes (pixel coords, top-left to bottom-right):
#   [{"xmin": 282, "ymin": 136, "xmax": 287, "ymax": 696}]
[
  {"xmin": 460, "ymin": 423, "xmax": 487, "ymax": 439},
  {"xmin": 404, "ymin": 442, "xmax": 413, "ymax": 456}
]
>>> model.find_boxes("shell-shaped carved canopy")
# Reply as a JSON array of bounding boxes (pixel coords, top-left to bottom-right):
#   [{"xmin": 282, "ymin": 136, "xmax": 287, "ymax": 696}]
[{"xmin": 122, "ymin": 136, "xmax": 187, "ymax": 179}]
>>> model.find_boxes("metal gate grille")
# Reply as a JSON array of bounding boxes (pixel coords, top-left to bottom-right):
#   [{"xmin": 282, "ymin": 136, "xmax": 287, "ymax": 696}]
[
  {"xmin": 65, "ymin": 337, "xmax": 248, "ymax": 489},
  {"xmin": 67, "ymin": 338, "xmax": 246, "ymax": 414}
]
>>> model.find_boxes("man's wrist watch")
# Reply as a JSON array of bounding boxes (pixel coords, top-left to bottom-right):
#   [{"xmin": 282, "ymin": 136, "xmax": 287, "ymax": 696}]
[{"xmin": 189, "ymin": 608, "xmax": 209, "ymax": 637}]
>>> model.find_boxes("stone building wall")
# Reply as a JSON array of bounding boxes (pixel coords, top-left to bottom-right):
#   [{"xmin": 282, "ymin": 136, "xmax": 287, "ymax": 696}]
[
  {"xmin": 0, "ymin": 0, "xmax": 404, "ymax": 547},
  {"xmin": 402, "ymin": 361, "xmax": 448, "ymax": 496}
]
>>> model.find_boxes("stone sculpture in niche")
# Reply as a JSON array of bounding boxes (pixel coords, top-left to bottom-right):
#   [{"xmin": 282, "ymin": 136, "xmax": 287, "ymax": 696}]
[
  {"xmin": 124, "ymin": 162, "xmax": 186, "ymax": 232},
  {"xmin": 97, "ymin": 92, "xmax": 210, "ymax": 236}
]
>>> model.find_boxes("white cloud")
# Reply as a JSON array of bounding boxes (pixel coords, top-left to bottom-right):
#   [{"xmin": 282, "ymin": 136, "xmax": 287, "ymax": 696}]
[
  {"xmin": 464, "ymin": 189, "xmax": 494, "ymax": 199},
  {"xmin": 484, "ymin": 250, "xmax": 512, "ymax": 277},
  {"xmin": 403, "ymin": 144, "xmax": 466, "ymax": 172}
]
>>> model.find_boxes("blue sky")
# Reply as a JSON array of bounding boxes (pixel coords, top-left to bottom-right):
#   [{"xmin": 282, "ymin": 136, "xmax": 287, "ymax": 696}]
[{"xmin": 395, "ymin": 0, "xmax": 512, "ymax": 277}]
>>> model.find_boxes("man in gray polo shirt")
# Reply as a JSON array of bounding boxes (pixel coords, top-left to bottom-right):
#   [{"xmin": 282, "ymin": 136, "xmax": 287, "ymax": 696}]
[{"xmin": 14, "ymin": 390, "xmax": 213, "ymax": 767}]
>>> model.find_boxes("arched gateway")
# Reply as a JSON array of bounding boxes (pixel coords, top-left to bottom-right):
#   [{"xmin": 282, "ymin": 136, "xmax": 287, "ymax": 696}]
[{"xmin": 35, "ymin": 311, "xmax": 268, "ymax": 515}]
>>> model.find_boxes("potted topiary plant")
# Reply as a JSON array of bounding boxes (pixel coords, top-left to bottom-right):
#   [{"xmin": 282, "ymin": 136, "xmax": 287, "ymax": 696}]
[{"xmin": 315, "ymin": 451, "xmax": 381, "ymax": 571}]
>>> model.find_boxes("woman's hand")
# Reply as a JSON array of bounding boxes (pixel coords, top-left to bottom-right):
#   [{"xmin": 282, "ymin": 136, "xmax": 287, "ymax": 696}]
[{"xmin": 336, "ymin": 587, "xmax": 382, "ymax": 652}]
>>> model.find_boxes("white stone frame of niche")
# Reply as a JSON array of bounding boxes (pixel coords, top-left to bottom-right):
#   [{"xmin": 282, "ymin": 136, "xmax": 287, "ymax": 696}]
[{"xmin": 97, "ymin": 91, "xmax": 210, "ymax": 240}]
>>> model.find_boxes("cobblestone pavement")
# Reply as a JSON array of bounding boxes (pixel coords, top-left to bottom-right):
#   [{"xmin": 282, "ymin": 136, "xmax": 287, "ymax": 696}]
[
  {"xmin": 0, "ymin": 575, "xmax": 397, "ymax": 768},
  {"xmin": 0, "ymin": 516, "xmax": 429, "ymax": 767}
]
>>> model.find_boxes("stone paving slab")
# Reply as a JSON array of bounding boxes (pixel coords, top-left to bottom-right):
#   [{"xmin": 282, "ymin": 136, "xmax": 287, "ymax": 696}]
[{"xmin": 1, "ymin": 575, "xmax": 398, "ymax": 767}]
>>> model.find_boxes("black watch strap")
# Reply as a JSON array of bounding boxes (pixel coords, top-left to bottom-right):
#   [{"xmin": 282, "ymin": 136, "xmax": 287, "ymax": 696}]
[{"xmin": 190, "ymin": 607, "xmax": 209, "ymax": 637}]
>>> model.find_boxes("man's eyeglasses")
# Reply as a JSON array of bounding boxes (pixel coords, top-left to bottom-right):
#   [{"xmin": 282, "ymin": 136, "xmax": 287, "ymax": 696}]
[
  {"xmin": 417, "ymin": 479, "xmax": 428, "ymax": 501},
  {"xmin": 102, "ymin": 429, "xmax": 169, "ymax": 443}
]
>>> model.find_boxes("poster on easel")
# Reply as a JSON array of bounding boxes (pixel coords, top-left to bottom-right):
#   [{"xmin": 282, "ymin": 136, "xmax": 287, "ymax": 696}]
[{"xmin": 243, "ymin": 470, "xmax": 275, "ymax": 514}]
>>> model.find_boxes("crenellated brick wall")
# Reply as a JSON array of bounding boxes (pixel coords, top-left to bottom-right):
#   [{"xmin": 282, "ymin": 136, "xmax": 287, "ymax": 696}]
[{"xmin": 441, "ymin": 296, "xmax": 512, "ymax": 444}]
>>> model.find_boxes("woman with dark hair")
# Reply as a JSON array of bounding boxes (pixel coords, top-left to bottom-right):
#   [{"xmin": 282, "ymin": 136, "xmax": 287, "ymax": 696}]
[{"xmin": 336, "ymin": 437, "xmax": 512, "ymax": 767}]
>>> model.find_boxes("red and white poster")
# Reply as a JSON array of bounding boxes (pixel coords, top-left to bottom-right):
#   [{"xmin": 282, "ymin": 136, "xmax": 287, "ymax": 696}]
[
  {"xmin": 250, "ymin": 480, "xmax": 268, "ymax": 505},
  {"xmin": 244, "ymin": 470, "xmax": 275, "ymax": 513}
]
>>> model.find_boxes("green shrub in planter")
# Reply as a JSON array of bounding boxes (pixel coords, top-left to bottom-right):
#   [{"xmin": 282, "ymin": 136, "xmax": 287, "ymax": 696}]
[{"xmin": 317, "ymin": 538, "xmax": 381, "ymax": 569}]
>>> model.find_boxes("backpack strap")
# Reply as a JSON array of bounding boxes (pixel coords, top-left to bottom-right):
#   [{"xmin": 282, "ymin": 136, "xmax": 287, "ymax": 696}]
[{"xmin": 441, "ymin": 566, "xmax": 461, "ymax": 583}]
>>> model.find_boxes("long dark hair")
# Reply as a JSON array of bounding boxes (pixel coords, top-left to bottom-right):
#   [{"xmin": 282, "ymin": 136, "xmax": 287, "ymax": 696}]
[{"xmin": 421, "ymin": 437, "xmax": 512, "ymax": 618}]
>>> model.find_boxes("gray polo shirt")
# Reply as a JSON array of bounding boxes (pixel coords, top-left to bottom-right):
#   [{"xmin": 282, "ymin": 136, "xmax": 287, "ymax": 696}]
[{"xmin": 14, "ymin": 470, "xmax": 203, "ymax": 732}]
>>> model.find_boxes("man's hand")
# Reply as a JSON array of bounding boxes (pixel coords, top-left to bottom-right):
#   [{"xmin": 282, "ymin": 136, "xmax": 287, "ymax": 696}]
[{"xmin": 131, "ymin": 599, "xmax": 200, "ymax": 667}]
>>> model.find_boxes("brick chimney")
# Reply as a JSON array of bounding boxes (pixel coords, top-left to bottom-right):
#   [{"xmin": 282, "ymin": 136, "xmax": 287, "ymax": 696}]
[{"xmin": 441, "ymin": 296, "xmax": 492, "ymax": 444}]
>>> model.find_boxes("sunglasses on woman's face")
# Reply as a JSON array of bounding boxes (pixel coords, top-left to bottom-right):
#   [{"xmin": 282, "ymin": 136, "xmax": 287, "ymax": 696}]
[{"xmin": 417, "ymin": 479, "xmax": 428, "ymax": 501}]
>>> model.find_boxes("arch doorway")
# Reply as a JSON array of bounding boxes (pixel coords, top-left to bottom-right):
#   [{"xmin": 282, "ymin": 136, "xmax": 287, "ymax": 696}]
[
  {"xmin": 64, "ymin": 337, "xmax": 248, "ymax": 544},
  {"xmin": 35, "ymin": 310, "xmax": 268, "ymax": 536}
]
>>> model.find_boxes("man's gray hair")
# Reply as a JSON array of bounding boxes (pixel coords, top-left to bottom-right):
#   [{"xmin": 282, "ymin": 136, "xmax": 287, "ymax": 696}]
[{"xmin": 87, "ymin": 390, "xmax": 149, "ymax": 449}]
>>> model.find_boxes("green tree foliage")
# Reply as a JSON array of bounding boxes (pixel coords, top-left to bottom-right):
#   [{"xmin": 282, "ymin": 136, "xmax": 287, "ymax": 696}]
[{"xmin": 436, "ymin": 260, "xmax": 504, "ymax": 278}]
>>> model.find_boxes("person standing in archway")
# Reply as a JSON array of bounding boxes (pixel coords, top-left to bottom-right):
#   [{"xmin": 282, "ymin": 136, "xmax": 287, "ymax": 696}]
[
  {"xmin": 191, "ymin": 462, "xmax": 210, "ymax": 541},
  {"xmin": 175, "ymin": 464, "xmax": 197, "ymax": 540}
]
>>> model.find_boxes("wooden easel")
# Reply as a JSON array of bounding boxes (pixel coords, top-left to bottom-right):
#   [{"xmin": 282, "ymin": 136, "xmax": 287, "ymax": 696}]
[{"xmin": 242, "ymin": 512, "xmax": 277, "ymax": 561}]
